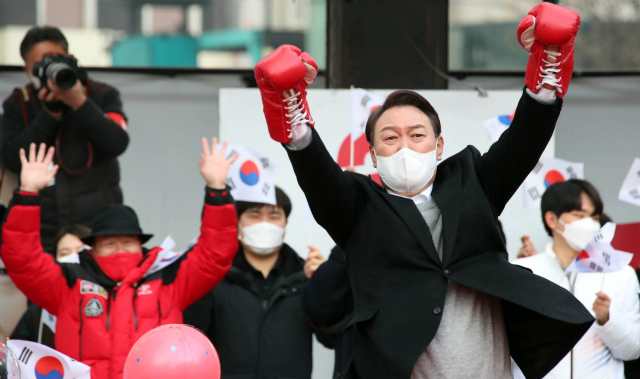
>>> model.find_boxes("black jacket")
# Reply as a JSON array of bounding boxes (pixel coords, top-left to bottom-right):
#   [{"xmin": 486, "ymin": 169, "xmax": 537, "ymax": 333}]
[
  {"xmin": 184, "ymin": 243, "xmax": 318, "ymax": 379},
  {"xmin": 10, "ymin": 303, "xmax": 55, "ymax": 348},
  {"xmin": 303, "ymin": 246, "xmax": 354, "ymax": 378},
  {"xmin": 284, "ymin": 89, "xmax": 594, "ymax": 379},
  {"xmin": 1, "ymin": 80, "xmax": 129, "ymax": 252}
]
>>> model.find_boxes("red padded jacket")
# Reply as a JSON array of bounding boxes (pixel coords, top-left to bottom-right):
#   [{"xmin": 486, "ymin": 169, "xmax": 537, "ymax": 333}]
[{"xmin": 1, "ymin": 187, "xmax": 238, "ymax": 379}]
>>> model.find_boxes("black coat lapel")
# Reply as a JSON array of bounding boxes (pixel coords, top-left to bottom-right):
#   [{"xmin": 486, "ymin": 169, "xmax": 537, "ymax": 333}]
[
  {"xmin": 372, "ymin": 180, "xmax": 441, "ymax": 265},
  {"xmin": 432, "ymin": 163, "xmax": 462, "ymax": 266}
]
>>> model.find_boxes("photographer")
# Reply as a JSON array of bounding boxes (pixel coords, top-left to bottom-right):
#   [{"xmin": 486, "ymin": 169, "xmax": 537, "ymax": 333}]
[{"xmin": 1, "ymin": 26, "xmax": 129, "ymax": 253}]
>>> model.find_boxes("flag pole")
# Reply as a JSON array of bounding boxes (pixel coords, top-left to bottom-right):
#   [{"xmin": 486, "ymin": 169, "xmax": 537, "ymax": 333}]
[
  {"xmin": 601, "ymin": 273, "xmax": 605, "ymax": 292},
  {"xmin": 350, "ymin": 85, "xmax": 355, "ymax": 168}
]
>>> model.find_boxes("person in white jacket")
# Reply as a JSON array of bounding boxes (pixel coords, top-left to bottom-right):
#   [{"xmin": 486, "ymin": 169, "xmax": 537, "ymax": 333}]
[{"xmin": 513, "ymin": 179, "xmax": 640, "ymax": 379}]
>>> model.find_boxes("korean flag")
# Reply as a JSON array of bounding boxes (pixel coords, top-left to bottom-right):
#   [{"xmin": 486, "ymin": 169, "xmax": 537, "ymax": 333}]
[
  {"xmin": 6, "ymin": 340, "xmax": 91, "ymax": 379},
  {"xmin": 222, "ymin": 144, "xmax": 276, "ymax": 205},
  {"xmin": 522, "ymin": 157, "xmax": 584, "ymax": 207}
]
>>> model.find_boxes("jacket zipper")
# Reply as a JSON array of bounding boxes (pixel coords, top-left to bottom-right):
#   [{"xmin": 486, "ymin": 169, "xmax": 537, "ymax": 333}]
[
  {"xmin": 78, "ymin": 299, "xmax": 83, "ymax": 361},
  {"xmin": 157, "ymin": 299, "xmax": 163, "ymax": 326},
  {"xmin": 107, "ymin": 287, "xmax": 118, "ymax": 331},
  {"xmin": 132, "ymin": 287, "xmax": 139, "ymax": 330},
  {"xmin": 567, "ymin": 272, "xmax": 578, "ymax": 379}
]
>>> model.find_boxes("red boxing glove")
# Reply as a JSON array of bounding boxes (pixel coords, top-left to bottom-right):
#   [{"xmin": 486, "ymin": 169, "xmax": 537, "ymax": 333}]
[
  {"xmin": 254, "ymin": 45, "xmax": 318, "ymax": 143},
  {"xmin": 517, "ymin": 3, "xmax": 580, "ymax": 98}
]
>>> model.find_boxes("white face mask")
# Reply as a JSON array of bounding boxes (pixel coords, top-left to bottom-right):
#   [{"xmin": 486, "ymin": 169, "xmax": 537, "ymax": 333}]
[
  {"xmin": 375, "ymin": 145, "xmax": 438, "ymax": 194},
  {"xmin": 240, "ymin": 222, "xmax": 285, "ymax": 255},
  {"xmin": 57, "ymin": 253, "xmax": 80, "ymax": 264},
  {"xmin": 556, "ymin": 217, "xmax": 601, "ymax": 252}
]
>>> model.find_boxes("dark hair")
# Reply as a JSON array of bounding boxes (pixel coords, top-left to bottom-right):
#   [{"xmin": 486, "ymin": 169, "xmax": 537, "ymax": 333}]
[
  {"xmin": 236, "ymin": 186, "xmax": 292, "ymax": 219},
  {"xmin": 599, "ymin": 213, "xmax": 613, "ymax": 226},
  {"xmin": 20, "ymin": 26, "xmax": 69, "ymax": 61},
  {"xmin": 540, "ymin": 179, "xmax": 604, "ymax": 236},
  {"xmin": 54, "ymin": 224, "xmax": 91, "ymax": 250},
  {"xmin": 365, "ymin": 90, "xmax": 441, "ymax": 146}
]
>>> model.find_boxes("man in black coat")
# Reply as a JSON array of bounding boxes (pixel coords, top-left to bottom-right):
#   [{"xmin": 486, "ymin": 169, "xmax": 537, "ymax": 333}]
[
  {"xmin": 253, "ymin": 6, "xmax": 591, "ymax": 378},
  {"xmin": 184, "ymin": 187, "xmax": 329, "ymax": 379},
  {"xmin": 1, "ymin": 26, "xmax": 129, "ymax": 253},
  {"xmin": 303, "ymin": 246, "xmax": 354, "ymax": 378}
]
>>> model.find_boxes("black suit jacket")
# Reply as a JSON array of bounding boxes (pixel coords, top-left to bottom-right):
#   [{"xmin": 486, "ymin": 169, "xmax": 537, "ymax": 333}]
[{"xmin": 284, "ymin": 89, "xmax": 594, "ymax": 379}]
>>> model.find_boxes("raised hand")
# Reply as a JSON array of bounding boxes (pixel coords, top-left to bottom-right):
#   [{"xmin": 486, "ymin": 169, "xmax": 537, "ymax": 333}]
[
  {"xmin": 517, "ymin": 235, "xmax": 538, "ymax": 259},
  {"xmin": 199, "ymin": 137, "xmax": 239, "ymax": 190},
  {"xmin": 593, "ymin": 291, "xmax": 611, "ymax": 325},
  {"xmin": 304, "ymin": 245, "xmax": 327, "ymax": 279},
  {"xmin": 254, "ymin": 45, "xmax": 318, "ymax": 143},
  {"xmin": 19, "ymin": 143, "xmax": 58, "ymax": 193}
]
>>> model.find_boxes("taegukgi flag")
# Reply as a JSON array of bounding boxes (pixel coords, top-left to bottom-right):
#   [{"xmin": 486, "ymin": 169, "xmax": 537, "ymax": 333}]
[
  {"xmin": 522, "ymin": 157, "xmax": 584, "ymax": 207},
  {"xmin": 482, "ymin": 112, "xmax": 514, "ymax": 143},
  {"xmin": 618, "ymin": 157, "xmax": 640, "ymax": 207},
  {"xmin": 221, "ymin": 144, "xmax": 276, "ymax": 205},
  {"xmin": 7, "ymin": 340, "xmax": 91, "ymax": 379},
  {"xmin": 350, "ymin": 88, "xmax": 384, "ymax": 146},
  {"xmin": 565, "ymin": 223, "xmax": 634, "ymax": 273}
]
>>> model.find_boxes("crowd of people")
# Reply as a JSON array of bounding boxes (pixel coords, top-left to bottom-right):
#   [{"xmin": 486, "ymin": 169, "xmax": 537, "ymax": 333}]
[{"xmin": 1, "ymin": 3, "xmax": 639, "ymax": 378}]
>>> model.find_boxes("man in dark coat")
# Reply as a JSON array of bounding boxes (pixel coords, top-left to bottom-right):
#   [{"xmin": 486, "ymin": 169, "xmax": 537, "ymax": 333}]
[
  {"xmin": 1, "ymin": 26, "xmax": 129, "ymax": 253},
  {"xmin": 252, "ymin": 5, "xmax": 592, "ymax": 378},
  {"xmin": 303, "ymin": 245, "xmax": 354, "ymax": 378},
  {"xmin": 184, "ymin": 187, "xmax": 329, "ymax": 379}
]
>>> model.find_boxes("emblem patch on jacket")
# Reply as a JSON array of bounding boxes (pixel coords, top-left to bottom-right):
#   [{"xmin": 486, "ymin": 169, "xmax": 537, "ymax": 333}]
[
  {"xmin": 84, "ymin": 298, "xmax": 103, "ymax": 317},
  {"xmin": 80, "ymin": 280, "xmax": 108, "ymax": 299},
  {"xmin": 137, "ymin": 284, "xmax": 153, "ymax": 296}
]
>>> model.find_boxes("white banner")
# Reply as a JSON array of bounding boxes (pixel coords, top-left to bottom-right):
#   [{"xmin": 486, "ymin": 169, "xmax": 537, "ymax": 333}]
[
  {"xmin": 522, "ymin": 157, "xmax": 584, "ymax": 207},
  {"xmin": 7, "ymin": 340, "xmax": 91, "ymax": 379},
  {"xmin": 222, "ymin": 144, "xmax": 276, "ymax": 205},
  {"xmin": 482, "ymin": 112, "xmax": 514, "ymax": 143},
  {"xmin": 618, "ymin": 157, "xmax": 640, "ymax": 207},
  {"xmin": 350, "ymin": 88, "xmax": 384, "ymax": 143}
]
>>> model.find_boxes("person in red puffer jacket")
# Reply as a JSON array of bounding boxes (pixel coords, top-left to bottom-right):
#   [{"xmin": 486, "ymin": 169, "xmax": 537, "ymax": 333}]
[{"xmin": 1, "ymin": 138, "xmax": 239, "ymax": 379}]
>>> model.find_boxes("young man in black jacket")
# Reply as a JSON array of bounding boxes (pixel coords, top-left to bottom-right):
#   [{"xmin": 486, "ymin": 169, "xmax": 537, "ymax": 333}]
[
  {"xmin": 184, "ymin": 186, "xmax": 328, "ymax": 379},
  {"xmin": 1, "ymin": 26, "xmax": 129, "ymax": 253},
  {"xmin": 303, "ymin": 245, "xmax": 354, "ymax": 378}
]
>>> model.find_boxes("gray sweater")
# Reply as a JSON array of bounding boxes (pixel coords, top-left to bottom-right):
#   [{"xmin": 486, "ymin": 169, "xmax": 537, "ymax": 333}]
[{"xmin": 411, "ymin": 199, "xmax": 512, "ymax": 379}]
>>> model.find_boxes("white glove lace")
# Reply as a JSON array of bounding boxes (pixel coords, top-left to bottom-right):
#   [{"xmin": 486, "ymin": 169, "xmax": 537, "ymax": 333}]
[
  {"xmin": 283, "ymin": 90, "xmax": 314, "ymax": 139},
  {"xmin": 537, "ymin": 50, "xmax": 562, "ymax": 95}
]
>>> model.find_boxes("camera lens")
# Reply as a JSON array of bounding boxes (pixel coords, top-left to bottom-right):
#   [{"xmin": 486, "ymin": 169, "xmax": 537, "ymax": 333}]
[{"xmin": 46, "ymin": 62, "xmax": 77, "ymax": 89}]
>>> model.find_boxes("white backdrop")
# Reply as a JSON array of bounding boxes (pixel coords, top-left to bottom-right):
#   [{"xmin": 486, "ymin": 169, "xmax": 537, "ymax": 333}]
[{"xmin": 220, "ymin": 88, "xmax": 555, "ymax": 379}]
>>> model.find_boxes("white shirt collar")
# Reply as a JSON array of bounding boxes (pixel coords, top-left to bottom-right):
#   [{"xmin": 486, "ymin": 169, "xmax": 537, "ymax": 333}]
[{"xmin": 386, "ymin": 184, "xmax": 433, "ymax": 205}]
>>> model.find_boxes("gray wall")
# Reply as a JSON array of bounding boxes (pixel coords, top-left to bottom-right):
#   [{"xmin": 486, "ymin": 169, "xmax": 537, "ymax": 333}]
[{"xmin": 0, "ymin": 0, "xmax": 36, "ymax": 27}]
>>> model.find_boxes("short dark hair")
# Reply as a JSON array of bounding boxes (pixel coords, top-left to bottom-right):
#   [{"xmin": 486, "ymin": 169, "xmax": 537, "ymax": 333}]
[
  {"xmin": 20, "ymin": 26, "xmax": 68, "ymax": 61},
  {"xmin": 54, "ymin": 224, "xmax": 91, "ymax": 250},
  {"xmin": 540, "ymin": 179, "xmax": 604, "ymax": 236},
  {"xmin": 236, "ymin": 186, "xmax": 292, "ymax": 219},
  {"xmin": 365, "ymin": 90, "xmax": 441, "ymax": 146}
]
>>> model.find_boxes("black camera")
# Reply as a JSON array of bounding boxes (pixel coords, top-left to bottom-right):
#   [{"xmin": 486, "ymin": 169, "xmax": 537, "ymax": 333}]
[{"xmin": 32, "ymin": 55, "xmax": 87, "ymax": 90}]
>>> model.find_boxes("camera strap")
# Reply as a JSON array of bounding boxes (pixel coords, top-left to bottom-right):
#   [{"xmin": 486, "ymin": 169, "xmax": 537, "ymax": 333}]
[
  {"xmin": 18, "ymin": 86, "xmax": 34, "ymax": 126},
  {"xmin": 17, "ymin": 84, "xmax": 95, "ymax": 176}
]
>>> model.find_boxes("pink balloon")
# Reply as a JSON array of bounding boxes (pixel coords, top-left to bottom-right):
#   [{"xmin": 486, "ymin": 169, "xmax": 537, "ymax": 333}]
[{"xmin": 124, "ymin": 324, "xmax": 221, "ymax": 379}]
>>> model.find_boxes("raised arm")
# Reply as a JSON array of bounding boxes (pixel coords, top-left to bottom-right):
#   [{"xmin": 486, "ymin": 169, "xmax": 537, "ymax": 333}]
[
  {"xmin": 255, "ymin": 45, "xmax": 365, "ymax": 245},
  {"xmin": 171, "ymin": 138, "xmax": 240, "ymax": 310},
  {"xmin": 0, "ymin": 143, "xmax": 66, "ymax": 314},
  {"xmin": 475, "ymin": 3, "xmax": 580, "ymax": 214}
]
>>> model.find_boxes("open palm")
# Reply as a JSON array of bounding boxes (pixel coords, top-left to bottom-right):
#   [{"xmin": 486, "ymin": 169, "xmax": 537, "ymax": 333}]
[
  {"xmin": 20, "ymin": 143, "xmax": 58, "ymax": 193},
  {"xmin": 200, "ymin": 137, "xmax": 239, "ymax": 190}
]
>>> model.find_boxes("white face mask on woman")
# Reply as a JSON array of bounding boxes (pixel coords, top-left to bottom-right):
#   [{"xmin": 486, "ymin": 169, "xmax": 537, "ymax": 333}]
[
  {"xmin": 556, "ymin": 217, "xmax": 601, "ymax": 252},
  {"xmin": 375, "ymin": 146, "xmax": 438, "ymax": 194},
  {"xmin": 240, "ymin": 222, "xmax": 285, "ymax": 255}
]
